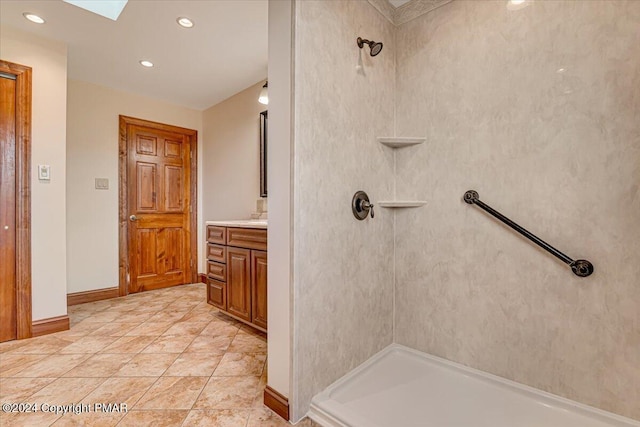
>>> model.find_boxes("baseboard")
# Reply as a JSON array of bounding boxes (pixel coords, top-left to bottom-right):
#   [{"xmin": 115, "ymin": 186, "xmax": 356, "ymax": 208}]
[
  {"xmin": 32, "ymin": 315, "xmax": 70, "ymax": 337},
  {"xmin": 198, "ymin": 273, "xmax": 207, "ymax": 284},
  {"xmin": 67, "ymin": 287, "xmax": 119, "ymax": 306},
  {"xmin": 264, "ymin": 385, "xmax": 289, "ymax": 421}
]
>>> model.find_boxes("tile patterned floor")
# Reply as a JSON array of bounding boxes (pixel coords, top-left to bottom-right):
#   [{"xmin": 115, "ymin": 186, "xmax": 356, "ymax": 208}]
[{"xmin": 0, "ymin": 283, "xmax": 303, "ymax": 427}]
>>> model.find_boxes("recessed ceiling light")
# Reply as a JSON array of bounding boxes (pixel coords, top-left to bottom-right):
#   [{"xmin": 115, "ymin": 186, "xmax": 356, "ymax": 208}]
[
  {"xmin": 23, "ymin": 13, "xmax": 45, "ymax": 24},
  {"xmin": 176, "ymin": 17, "xmax": 194, "ymax": 28},
  {"xmin": 139, "ymin": 60, "xmax": 154, "ymax": 68}
]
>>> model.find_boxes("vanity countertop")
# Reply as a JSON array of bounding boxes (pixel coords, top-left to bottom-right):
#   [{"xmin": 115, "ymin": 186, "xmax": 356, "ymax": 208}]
[{"xmin": 205, "ymin": 219, "xmax": 267, "ymax": 229}]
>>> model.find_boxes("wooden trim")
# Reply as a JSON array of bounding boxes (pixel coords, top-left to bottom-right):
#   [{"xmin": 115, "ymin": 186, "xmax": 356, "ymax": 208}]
[
  {"xmin": 67, "ymin": 287, "xmax": 119, "ymax": 306},
  {"xmin": 1, "ymin": 60, "xmax": 32, "ymax": 339},
  {"xmin": 118, "ymin": 116, "xmax": 198, "ymax": 297},
  {"xmin": 198, "ymin": 273, "xmax": 207, "ymax": 284},
  {"xmin": 264, "ymin": 385, "xmax": 289, "ymax": 421},
  {"xmin": 32, "ymin": 315, "xmax": 69, "ymax": 337}
]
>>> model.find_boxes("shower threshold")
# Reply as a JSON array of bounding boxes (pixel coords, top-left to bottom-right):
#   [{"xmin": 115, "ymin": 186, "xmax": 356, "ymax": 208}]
[{"xmin": 308, "ymin": 344, "xmax": 639, "ymax": 427}]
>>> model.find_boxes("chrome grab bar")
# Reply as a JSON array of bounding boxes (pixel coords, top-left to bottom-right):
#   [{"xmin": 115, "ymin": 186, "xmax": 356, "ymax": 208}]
[{"xmin": 463, "ymin": 190, "xmax": 594, "ymax": 277}]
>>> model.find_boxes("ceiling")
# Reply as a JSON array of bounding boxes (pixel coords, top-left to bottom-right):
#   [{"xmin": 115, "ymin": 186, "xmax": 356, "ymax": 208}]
[{"xmin": 0, "ymin": 0, "xmax": 268, "ymax": 110}]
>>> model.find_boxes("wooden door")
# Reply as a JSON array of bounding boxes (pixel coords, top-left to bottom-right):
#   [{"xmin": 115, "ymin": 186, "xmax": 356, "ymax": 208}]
[
  {"xmin": 0, "ymin": 74, "xmax": 17, "ymax": 342},
  {"xmin": 121, "ymin": 117, "xmax": 197, "ymax": 294},
  {"xmin": 227, "ymin": 247, "xmax": 251, "ymax": 322},
  {"xmin": 251, "ymin": 250, "xmax": 268, "ymax": 330}
]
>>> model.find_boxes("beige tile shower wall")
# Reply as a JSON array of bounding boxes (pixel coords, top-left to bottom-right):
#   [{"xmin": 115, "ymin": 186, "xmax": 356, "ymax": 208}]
[
  {"xmin": 394, "ymin": 0, "xmax": 640, "ymax": 420},
  {"xmin": 291, "ymin": 0, "xmax": 396, "ymax": 421}
]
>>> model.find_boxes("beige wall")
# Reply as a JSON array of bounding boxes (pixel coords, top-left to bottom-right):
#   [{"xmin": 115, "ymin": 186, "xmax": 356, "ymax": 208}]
[
  {"xmin": 291, "ymin": 0, "xmax": 397, "ymax": 420},
  {"xmin": 202, "ymin": 80, "xmax": 266, "ymax": 223},
  {"xmin": 394, "ymin": 0, "xmax": 640, "ymax": 420},
  {"xmin": 266, "ymin": 0, "xmax": 293, "ymax": 404},
  {"xmin": 1, "ymin": 27, "xmax": 68, "ymax": 321},
  {"xmin": 66, "ymin": 80, "xmax": 203, "ymax": 293}
]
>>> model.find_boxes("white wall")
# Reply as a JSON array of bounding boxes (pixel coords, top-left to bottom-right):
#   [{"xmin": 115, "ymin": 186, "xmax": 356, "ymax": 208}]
[
  {"xmin": 66, "ymin": 80, "xmax": 203, "ymax": 293},
  {"xmin": 394, "ymin": 0, "xmax": 640, "ymax": 420},
  {"xmin": 0, "ymin": 27, "xmax": 68, "ymax": 321},
  {"xmin": 202, "ymin": 80, "xmax": 266, "ymax": 222},
  {"xmin": 266, "ymin": 0, "xmax": 293, "ymax": 406},
  {"xmin": 290, "ymin": 0, "xmax": 397, "ymax": 420}
]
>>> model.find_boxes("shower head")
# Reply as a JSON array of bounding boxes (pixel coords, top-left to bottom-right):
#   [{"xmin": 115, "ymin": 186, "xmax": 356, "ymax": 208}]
[{"xmin": 357, "ymin": 37, "xmax": 383, "ymax": 57}]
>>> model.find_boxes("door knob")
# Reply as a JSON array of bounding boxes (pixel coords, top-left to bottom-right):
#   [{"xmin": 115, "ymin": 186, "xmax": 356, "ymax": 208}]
[{"xmin": 129, "ymin": 215, "xmax": 138, "ymax": 222}]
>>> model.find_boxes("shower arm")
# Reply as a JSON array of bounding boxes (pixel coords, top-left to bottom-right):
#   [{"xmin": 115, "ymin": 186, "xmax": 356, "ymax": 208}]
[{"xmin": 463, "ymin": 190, "xmax": 593, "ymax": 277}]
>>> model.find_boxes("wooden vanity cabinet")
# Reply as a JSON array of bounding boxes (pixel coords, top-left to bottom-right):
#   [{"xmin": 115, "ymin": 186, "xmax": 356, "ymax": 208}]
[{"xmin": 206, "ymin": 225, "xmax": 267, "ymax": 332}]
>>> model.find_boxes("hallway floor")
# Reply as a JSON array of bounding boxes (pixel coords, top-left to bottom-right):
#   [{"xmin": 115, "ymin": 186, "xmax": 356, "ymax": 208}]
[{"xmin": 0, "ymin": 283, "xmax": 293, "ymax": 426}]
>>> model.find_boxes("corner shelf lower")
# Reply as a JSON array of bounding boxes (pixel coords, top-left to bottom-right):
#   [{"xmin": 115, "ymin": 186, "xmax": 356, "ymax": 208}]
[
  {"xmin": 378, "ymin": 201, "xmax": 427, "ymax": 208},
  {"xmin": 377, "ymin": 137, "xmax": 426, "ymax": 148}
]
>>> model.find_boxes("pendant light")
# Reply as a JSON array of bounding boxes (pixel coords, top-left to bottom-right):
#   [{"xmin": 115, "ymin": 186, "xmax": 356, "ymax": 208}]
[{"xmin": 258, "ymin": 81, "xmax": 268, "ymax": 105}]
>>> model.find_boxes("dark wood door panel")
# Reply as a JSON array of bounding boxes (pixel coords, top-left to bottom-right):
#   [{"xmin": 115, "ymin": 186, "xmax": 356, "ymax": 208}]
[
  {"xmin": 123, "ymin": 117, "xmax": 196, "ymax": 295},
  {"xmin": 251, "ymin": 250, "xmax": 268, "ymax": 330},
  {"xmin": 227, "ymin": 247, "xmax": 251, "ymax": 322},
  {"xmin": 0, "ymin": 75, "xmax": 17, "ymax": 342}
]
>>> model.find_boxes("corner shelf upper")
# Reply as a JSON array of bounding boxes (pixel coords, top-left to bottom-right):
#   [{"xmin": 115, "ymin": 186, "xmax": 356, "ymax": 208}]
[
  {"xmin": 378, "ymin": 201, "xmax": 427, "ymax": 208},
  {"xmin": 377, "ymin": 137, "xmax": 426, "ymax": 148}
]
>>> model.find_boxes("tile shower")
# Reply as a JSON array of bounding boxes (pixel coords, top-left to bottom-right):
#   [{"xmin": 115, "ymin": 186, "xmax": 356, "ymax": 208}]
[{"xmin": 290, "ymin": 0, "xmax": 640, "ymax": 424}]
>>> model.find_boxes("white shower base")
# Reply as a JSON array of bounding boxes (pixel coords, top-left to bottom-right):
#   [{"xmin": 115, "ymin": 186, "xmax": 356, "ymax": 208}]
[{"xmin": 308, "ymin": 344, "xmax": 640, "ymax": 427}]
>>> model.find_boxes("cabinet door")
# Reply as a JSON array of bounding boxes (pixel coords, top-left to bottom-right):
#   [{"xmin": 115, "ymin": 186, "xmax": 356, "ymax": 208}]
[
  {"xmin": 251, "ymin": 250, "xmax": 268, "ymax": 330},
  {"xmin": 227, "ymin": 247, "xmax": 251, "ymax": 322},
  {"xmin": 207, "ymin": 278, "xmax": 226, "ymax": 310}
]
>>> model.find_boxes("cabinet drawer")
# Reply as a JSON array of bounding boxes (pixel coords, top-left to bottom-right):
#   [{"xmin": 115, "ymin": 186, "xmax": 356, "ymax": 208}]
[
  {"xmin": 207, "ymin": 278, "xmax": 226, "ymax": 310},
  {"xmin": 207, "ymin": 226, "xmax": 226, "ymax": 244},
  {"xmin": 207, "ymin": 244, "xmax": 226, "ymax": 263},
  {"xmin": 207, "ymin": 261, "xmax": 227, "ymax": 282},
  {"xmin": 227, "ymin": 227, "xmax": 267, "ymax": 251}
]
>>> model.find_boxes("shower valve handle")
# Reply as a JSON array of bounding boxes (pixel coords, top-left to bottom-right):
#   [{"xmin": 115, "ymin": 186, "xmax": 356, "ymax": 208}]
[{"xmin": 361, "ymin": 201, "xmax": 374, "ymax": 218}]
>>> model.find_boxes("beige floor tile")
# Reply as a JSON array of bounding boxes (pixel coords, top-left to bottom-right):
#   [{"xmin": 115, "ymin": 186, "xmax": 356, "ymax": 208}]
[
  {"xmin": 28, "ymin": 377, "xmax": 107, "ymax": 405},
  {"xmin": 194, "ymin": 376, "xmax": 260, "ymax": 409},
  {"xmin": 161, "ymin": 321, "xmax": 210, "ymax": 337},
  {"xmin": 228, "ymin": 330, "xmax": 267, "ymax": 354},
  {"xmin": 51, "ymin": 410, "xmax": 125, "ymax": 427},
  {"xmin": 56, "ymin": 320, "xmax": 107, "ymax": 336},
  {"xmin": 247, "ymin": 408, "xmax": 291, "ymax": 427},
  {"xmin": 114, "ymin": 353, "xmax": 178, "ymax": 377},
  {"xmin": 147, "ymin": 310, "xmax": 190, "ymax": 323},
  {"xmin": 0, "ymin": 339, "xmax": 30, "ymax": 354},
  {"xmin": 6, "ymin": 336, "xmax": 76, "ymax": 355},
  {"xmin": 90, "ymin": 322, "xmax": 141, "ymax": 337},
  {"xmin": 0, "ymin": 410, "xmax": 62, "ymax": 426},
  {"xmin": 140, "ymin": 335, "xmax": 195, "ymax": 354},
  {"xmin": 12, "ymin": 354, "xmax": 91, "ymax": 378},
  {"xmin": 116, "ymin": 410, "xmax": 188, "ymax": 427},
  {"xmin": 182, "ymin": 409, "xmax": 250, "ymax": 427},
  {"xmin": 214, "ymin": 353, "xmax": 267, "ymax": 376},
  {"xmin": 112, "ymin": 311, "xmax": 156, "ymax": 323},
  {"xmin": 124, "ymin": 321, "xmax": 173, "ymax": 337},
  {"xmin": 163, "ymin": 353, "xmax": 222, "ymax": 377},
  {"xmin": 82, "ymin": 310, "xmax": 122, "ymax": 323},
  {"xmin": 184, "ymin": 335, "xmax": 233, "ymax": 354},
  {"xmin": 133, "ymin": 376, "xmax": 207, "ymax": 410},
  {"xmin": 81, "ymin": 377, "xmax": 157, "ymax": 407},
  {"xmin": 0, "ymin": 353, "xmax": 48, "ymax": 377},
  {"xmin": 0, "ymin": 377, "xmax": 56, "ymax": 401},
  {"xmin": 58, "ymin": 336, "xmax": 120, "ymax": 354},
  {"xmin": 100, "ymin": 336, "xmax": 156, "ymax": 354},
  {"xmin": 200, "ymin": 321, "xmax": 240, "ymax": 338},
  {"xmin": 178, "ymin": 311, "xmax": 219, "ymax": 323},
  {"xmin": 62, "ymin": 353, "xmax": 134, "ymax": 377}
]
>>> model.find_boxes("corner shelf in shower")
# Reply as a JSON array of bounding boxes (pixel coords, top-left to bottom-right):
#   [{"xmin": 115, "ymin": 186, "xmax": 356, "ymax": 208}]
[
  {"xmin": 378, "ymin": 201, "xmax": 427, "ymax": 208},
  {"xmin": 377, "ymin": 137, "xmax": 426, "ymax": 148}
]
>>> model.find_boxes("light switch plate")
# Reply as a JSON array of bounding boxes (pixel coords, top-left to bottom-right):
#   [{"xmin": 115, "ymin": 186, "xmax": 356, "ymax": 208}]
[
  {"xmin": 38, "ymin": 165, "xmax": 50, "ymax": 180},
  {"xmin": 95, "ymin": 178, "xmax": 109, "ymax": 190}
]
